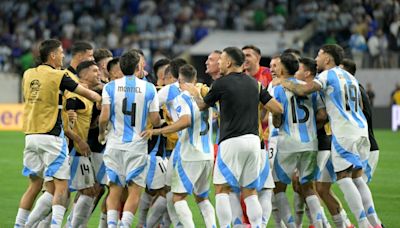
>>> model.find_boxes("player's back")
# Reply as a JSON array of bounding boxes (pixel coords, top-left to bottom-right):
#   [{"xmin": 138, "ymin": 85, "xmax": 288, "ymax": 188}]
[
  {"xmin": 316, "ymin": 67, "xmax": 368, "ymax": 139},
  {"xmin": 158, "ymin": 82, "xmax": 181, "ymax": 122},
  {"xmin": 174, "ymin": 92, "xmax": 213, "ymax": 162},
  {"xmin": 274, "ymin": 78, "xmax": 319, "ymax": 153},
  {"xmin": 104, "ymin": 75, "xmax": 158, "ymax": 149}
]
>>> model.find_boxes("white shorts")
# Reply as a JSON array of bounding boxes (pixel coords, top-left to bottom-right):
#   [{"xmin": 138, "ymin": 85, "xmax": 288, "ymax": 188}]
[
  {"xmin": 171, "ymin": 160, "xmax": 213, "ymax": 197},
  {"xmin": 213, "ymin": 134, "xmax": 261, "ymax": 192},
  {"xmin": 23, "ymin": 134, "xmax": 70, "ymax": 180},
  {"xmin": 146, "ymin": 155, "xmax": 168, "ymax": 190},
  {"xmin": 315, "ymin": 150, "xmax": 336, "ymax": 183},
  {"xmin": 363, "ymin": 150, "xmax": 379, "ymax": 183},
  {"xmin": 165, "ymin": 150, "xmax": 175, "ymax": 187},
  {"xmin": 103, "ymin": 146, "xmax": 147, "ymax": 188},
  {"xmin": 259, "ymin": 148, "xmax": 275, "ymax": 190},
  {"xmin": 331, "ymin": 136, "xmax": 370, "ymax": 172},
  {"xmin": 273, "ymin": 151, "xmax": 317, "ymax": 185},
  {"xmin": 69, "ymin": 149, "xmax": 96, "ymax": 191},
  {"xmin": 91, "ymin": 152, "xmax": 108, "ymax": 185}
]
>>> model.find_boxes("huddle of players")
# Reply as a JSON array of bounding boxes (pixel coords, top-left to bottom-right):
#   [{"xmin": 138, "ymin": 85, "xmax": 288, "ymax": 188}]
[{"xmin": 14, "ymin": 38, "xmax": 382, "ymax": 228}]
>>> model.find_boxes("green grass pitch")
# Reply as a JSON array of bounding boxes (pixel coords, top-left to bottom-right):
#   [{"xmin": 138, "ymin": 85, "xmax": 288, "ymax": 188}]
[{"xmin": 1, "ymin": 130, "xmax": 399, "ymax": 227}]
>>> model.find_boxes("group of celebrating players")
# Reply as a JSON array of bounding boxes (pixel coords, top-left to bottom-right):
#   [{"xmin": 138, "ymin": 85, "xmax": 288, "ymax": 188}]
[{"xmin": 14, "ymin": 38, "xmax": 383, "ymax": 228}]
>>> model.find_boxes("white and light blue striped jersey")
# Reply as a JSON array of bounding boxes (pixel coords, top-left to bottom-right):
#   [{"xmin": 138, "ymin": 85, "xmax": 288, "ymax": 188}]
[
  {"xmin": 274, "ymin": 78, "xmax": 323, "ymax": 153},
  {"xmin": 267, "ymin": 83, "xmax": 279, "ymax": 139},
  {"xmin": 102, "ymin": 75, "xmax": 159, "ymax": 150},
  {"xmin": 173, "ymin": 91, "xmax": 213, "ymax": 162},
  {"xmin": 314, "ymin": 67, "xmax": 368, "ymax": 139},
  {"xmin": 158, "ymin": 81, "xmax": 181, "ymax": 122}
]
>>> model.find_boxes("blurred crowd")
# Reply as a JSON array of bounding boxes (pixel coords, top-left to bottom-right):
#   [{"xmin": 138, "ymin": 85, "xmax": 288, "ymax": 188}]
[{"xmin": 0, "ymin": 0, "xmax": 399, "ymax": 74}]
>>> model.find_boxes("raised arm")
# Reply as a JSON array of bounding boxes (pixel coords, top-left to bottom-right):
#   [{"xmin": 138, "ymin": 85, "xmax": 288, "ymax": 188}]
[
  {"xmin": 280, "ymin": 79, "xmax": 321, "ymax": 96},
  {"xmin": 180, "ymin": 83, "xmax": 210, "ymax": 110}
]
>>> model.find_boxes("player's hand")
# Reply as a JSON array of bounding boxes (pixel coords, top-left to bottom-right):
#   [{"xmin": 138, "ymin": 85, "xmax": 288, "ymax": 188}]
[
  {"xmin": 140, "ymin": 129, "xmax": 154, "ymax": 139},
  {"xmin": 98, "ymin": 132, "xmax": 106, "ymax": 145},
  {"xmin": 180, "ymin": 83, "xmax": 200, "ymax": 97},
  {"xmin": 77, "ymin": 140, "xmax": 91, "ymax": 157},
  {"xmin": 96, "ymin": 101, "xmax": 102, "ymax": 110},
  {"xmin": 67, "ymin": 110, "xmax": 77, "ymax": 127},
  {"xmin": 271, "ymin": 77, "xmax": 282, "ymax": 86}
]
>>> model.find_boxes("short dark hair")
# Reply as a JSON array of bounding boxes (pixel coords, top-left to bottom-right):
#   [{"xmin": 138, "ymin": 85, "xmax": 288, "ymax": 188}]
[
  {"xmin": 170, "ymin": 58, "xmax": 187, "ymax": 79},
  {"xmin": 131, "ymin": 48, "xmax": 144, "ymax": 57},
  {"xmin": 223, "ymin": 47, "xmax": 245, "ymax": 67},
  {"xmin": 71, "ymin": 41, "xmax": 93, "ymax": 56},
  {"xmin": 39, "ymin": 39, "xmax": 61, "ymax": 63},
  {"xmin": 77, "ymin": 60, "xmax": 97, "ymax": 76},
  {"xmin": 280, "ymin": 52, "xmax": 299, "ymax": 75},
  {"xmin": 107, "ymin": 57, "xmax": 120, "ymax": 72},
  {"xmin": 299, "ymin": 57, "xmax": 317, "ymax": 76},
  {"xmin": 179, "ymin": 64, "xmax": 197, "ymax": 83},
  {"xmin": 120, "ymin": 50, "xmax": 140, "ymax": 75},
  {"xmin": 320, "ymin": 44, "xmax": 344, "ymax": 66},
  {"xmin": 242, "ymin": 45, "xmax": 261, "ymax": 55},
  {"xmin": 164, "ymin": 65, "xmax": 171, "ymax": 77},
  {"xmin": 153, "ymin": 58, "xmax": 170, "ymax": 75},
  {"xmin": 212, "ymin": 50, "xmax": 222, "ymax": 54},
  {"xmin": 282, "ymin": 48, "xmax": 302, "ymax": 57},
  {"xmin": 94, "ymin": 49, "xmax": 113, "ymax": 63},
  {"xmin": 341, "ymin": 58, "xmax": 357, "ymax": 75}
]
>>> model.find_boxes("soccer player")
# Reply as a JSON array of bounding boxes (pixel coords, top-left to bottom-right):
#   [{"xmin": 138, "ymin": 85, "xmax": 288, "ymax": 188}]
[
  {"xmin": 94, "ymin": 48, "xmax": 113, "ymax": 83},
  {"xmin": 107, "ymin": 57, "xmax": 124, "ymax": 81},
  {"xmin": 182, "ymin": 46, "xmax": 283, "ymax": 227},
  {"xmin": 242, "ymin": 45, "xmax": 273, "ymax": 88},
  {"xmin": 275, "ymin": 44, "xmax": 382, "ymax": 228},
  {"xmin": 14, "ymin": 39, "xmax": 101, "ymax": 228},
  {"xmin": 98, "ymin": 50, "xmax": 161, "ymax": 228},
  {"xmin": 64, "ymin": 60, "xmax": 102, "ymax": 227},
  {"xmin": 142, "ymin": 64, "xmax": 217, "ymax": 228},
  {"xmin": 271, "ymin": 53, "xmax": 325, "ymax": 228},
  {"xmin": 205, "ymin": 50, "xmax": 222, "ymax": 81},
  {"xmin": 340, "ymin": 58, "xmax": 380, "ymax": 184},
  {"xmin": 66, "ymin": 41, "xmax": 94, "ymax": 79},
  {"xmin": 154, "ymin": 58, "xmax": 171, "ymax": 87}
]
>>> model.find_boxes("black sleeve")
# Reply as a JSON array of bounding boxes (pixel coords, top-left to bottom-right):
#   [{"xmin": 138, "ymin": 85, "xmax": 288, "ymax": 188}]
[
  {"xmin": 203, "ymin": 80, "xmax": 221, "ymax": 106},
  {"xmin": 66, "ymin": 97, "xmax": 86, "ymax": 110},
  {"xmin": 259, "ymin": 88, "xmax": 273, "ymax": 105},
  {"xmin": 60, "ymin": 74, "xmax": 79, "ymax": 92}
]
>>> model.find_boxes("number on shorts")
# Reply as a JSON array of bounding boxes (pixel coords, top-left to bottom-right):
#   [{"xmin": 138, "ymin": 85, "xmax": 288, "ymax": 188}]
[
  {"xmin": 122, "ymin": 98, "xmax": 136, "ymax": 126},
  {"xmin": 290, "ymin": 96, "xmax": 310, "ymax": 123},
  {"xmin": 158, "ymin": 162, "xmax": 166, "ymax": 173},
  {"xmin": 80, "ymin": 164, "xmax": 90, "ymax": 175},
  {"xmin": 200, "ymin": 111, "xmax": 210, "ymax": 136},
  {"xmin": 269, "ymin": 147, "xmax": 274, "ymax": 159},
  {"xmin": 344, "ymin": 83, "xmax": 358, "ymax": 112}
]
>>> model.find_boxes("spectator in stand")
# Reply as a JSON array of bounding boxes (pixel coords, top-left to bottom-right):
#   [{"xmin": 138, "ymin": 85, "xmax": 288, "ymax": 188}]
[
  {"xmin": 349, "ymin": 28, "xmax": 367, "ymax": 69},
  {"xmin": 366, "ymin": 83, "xmax": 376, "ymax": 107}
]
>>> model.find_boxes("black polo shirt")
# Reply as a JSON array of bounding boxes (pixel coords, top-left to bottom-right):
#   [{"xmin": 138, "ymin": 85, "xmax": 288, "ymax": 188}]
[
  {"xmin": 359, "ymin": 84, "xmax": 379, "ymax": 151},
  {"xmin": 203, "ymin": 72, "xmax": 272, "ymax": 144}
]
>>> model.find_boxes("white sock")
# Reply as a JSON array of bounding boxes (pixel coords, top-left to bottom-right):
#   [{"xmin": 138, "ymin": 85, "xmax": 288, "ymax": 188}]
[
  {"xmin": 305, "ymin": 207, "xmax": 313, "ymax": 225},
  {"xmin": 271, "ymin": 194, "xmax": 284, "ymax": 227},
  {"xmin": 120, "ymin": 211, "xmax": 134, "ymax": 228},
  {"xmin": 50, "ymin": 205, "xmax": 66, "ymax": 228},
  {"xmin": 258, "ymin": 189, "xmax": 273, "ymax": 226},
  {"xmin": 305, "ymin": 195, "xmax": 323, "ymax": 228},
  {"xmin": 107, "ymin": 210, "xmax": 119, "ymax": 228},
  {"xmin": 146, "ymin": 196, "xmax": 167, "ymax": 228},
  {"xmin": 65, "ymin": 202, "xmax": 75, "ymax": 228},
  {"xmin": 162, "ymin": 210, "xmax": 171, "ymax": 228},
  {"xmin": 293, "ymin": 192, "xmax": 305, "ymax": 228},
  {"xmin": 353, "ymin": 177, "xmax": 381, "ymax": 226},
  {"xmin": 174, "ymin": 200, "xmax": 195, "ymax": 228},
  {"xmin": 166, "ymin": 192, "xmax": 182, "ymax": 227},
  {"xmin": 229, "ymin": 192, "xmax": 243, "ymax": 225},
  {"xmin": 71, "ymin": 195, "xmax": 95, "ymax": 227},
  {"xmin": 137, "ymin": 191, "xmax": 152, "ymax": 226},
  {"xmin": 198, "ymin": 199, "xmax": 216, "ymax": 228},
  {"xmin": 37, "ymin": 213, "xmax": 52, "ymax": 228},
  {"xmin": 340, "ymin": 209, "xmax": 352, "ymax": 226},
  {"xmin": 15, "ymin": 208, "xmax": 30, "ymax": 227},
  {"xmin": 98, "ymin": 212, "xmax": 107, "ymax": 228},
  {"xmin": 320, "ymin": 207, "xmax": 331, "ymax": 228},
  {"xmin": 337, "ymin": 178, "xmax": 370, "ymax": 228},
  {"xmin": 26, "ymin": 191, "xmax": 53, "ymax": 226},
  {"xmin": 216, "ymin": 193, "xmax": 232, "ymax": 228},
  {"xmin": 244, "ymin": 194, "xmax": 262, "ymax": 227},
  {"xmin": 275, "ymin": 192, "xmax": 296, "ymax": 228},
  {"xmin": 332, "ymin": 213, "xmax": 346, "ymax": 228}
]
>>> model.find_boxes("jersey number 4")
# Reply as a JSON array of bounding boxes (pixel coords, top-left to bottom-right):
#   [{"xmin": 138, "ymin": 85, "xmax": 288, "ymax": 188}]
[
  {"xmin": 122, "ymin": 98, "xmax": 136, "ymax": 126},
  {"xmin": 290, "ymin": 96, "xmax": 310, "ymax": 123}
]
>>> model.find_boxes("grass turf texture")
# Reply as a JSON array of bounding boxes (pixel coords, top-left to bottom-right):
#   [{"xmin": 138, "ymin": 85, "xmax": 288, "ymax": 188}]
[{"xmin": 1, "ymin": 130, "xmax": 399, "ymax": 227}]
